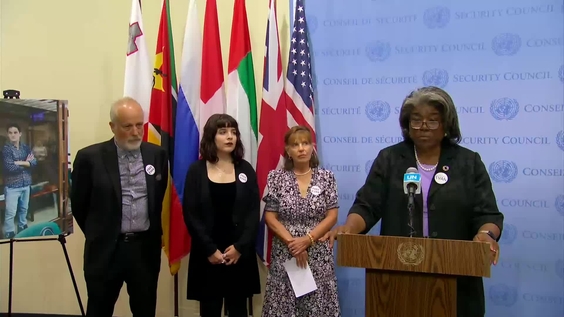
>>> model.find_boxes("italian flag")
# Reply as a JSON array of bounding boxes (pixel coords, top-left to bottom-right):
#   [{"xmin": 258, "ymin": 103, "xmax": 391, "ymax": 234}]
[{"xmin": 227, "ymin": 0, "xmax": 258, "ymax": 167}]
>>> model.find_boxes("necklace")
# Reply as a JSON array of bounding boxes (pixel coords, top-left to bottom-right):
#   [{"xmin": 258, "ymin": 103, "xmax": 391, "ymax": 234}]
[
  {"xmin": 293, "ymin": 168, "xmax": 312, "ymax": 176},
  {"xmin": 414, "ymin": 146, "xmax": 438, "ymax": 172},
  {"xmin": 211, "ymin": 162, "xmax": 231, "ymax": 176}
]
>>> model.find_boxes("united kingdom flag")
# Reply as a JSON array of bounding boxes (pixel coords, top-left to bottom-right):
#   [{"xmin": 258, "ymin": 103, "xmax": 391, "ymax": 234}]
[
  {"xmin": 284, "ymin": 0, "xmax": 316, "ymax": 142},
  {"xmin": 256, "ymin": 0, "xmax": 287, "ymax": 265}
]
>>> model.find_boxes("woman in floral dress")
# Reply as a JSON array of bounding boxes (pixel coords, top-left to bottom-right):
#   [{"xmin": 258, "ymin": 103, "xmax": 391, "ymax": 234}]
[{"xmin": 261, "ymin": 126, "xmax": 341, "ymax": 317}]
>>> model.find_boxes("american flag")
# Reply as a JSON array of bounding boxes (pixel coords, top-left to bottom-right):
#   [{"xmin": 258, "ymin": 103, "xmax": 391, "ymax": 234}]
[
  {"xmin": 284, "ymin": 0, "xmax": 316, "ymax": 141},
  {"xmin": 256, "ymin": 0, "xmax": 287, "ymax": 266}
]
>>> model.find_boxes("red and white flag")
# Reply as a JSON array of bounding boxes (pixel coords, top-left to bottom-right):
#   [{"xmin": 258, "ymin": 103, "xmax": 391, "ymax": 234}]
[
  {"xmin": 123, "ymin": 0, "xmax": 152, "ymax": 123},
  {"xmin": 200, "ymin": 0, "xmax": 226, "ymax": 121},
  {"xmin": 256, "ymin": 0, "xmax": 288, "ymax": 266}
]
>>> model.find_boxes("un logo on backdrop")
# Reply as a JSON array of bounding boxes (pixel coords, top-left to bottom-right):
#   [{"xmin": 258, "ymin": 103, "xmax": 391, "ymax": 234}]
[
  {"xmin": 365, "ymin": 101, "xmax": 391, "ymax": 122},
  {"xmin": 365, "ymin": 41, "xmax": 391, "ymax": 62},
  {"xmin": 555, "ymin": 259, "xmax": 564, "ymax": 280},
  {"xmin": 490, "ymin": 97, "xmax": 519, "ymax": 120},
  {"xmin": 307, "ymin": 14, "xmax": 318, "ymax": 33},
  {"xmin": 423, "ymin": 6, "xmax": 450, "ymax": 29},
  {"xmin": 422, "ymin": 69, "xmax": 449, "ymax": 88},
  {"xmin": 559, "ymin": 65, "xmax": 564, "ymax": 83},
  {"xmin": 489, "ymin": 284, "xmax": 518, "ymax": 307},
  {"xmin": 488, "ymin": 160, "xmax": 518, "ymax": 183},
  {"xmin": 499, "ymin": 223, "xmax": 517, "ymax": 245},
  {"xmin": 555, "ymin": 195, "xmax": 564, "ymax": 216},
  {"xmin": 556, "ymin": 130, "xmax": 564, "ymax": 151},
  {"xmin": 491, "ymin": 33, "xmax": 522, "ymax": 56}
]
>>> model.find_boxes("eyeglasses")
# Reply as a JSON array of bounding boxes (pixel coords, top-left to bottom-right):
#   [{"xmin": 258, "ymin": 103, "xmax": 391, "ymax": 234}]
[{"xmin": 410, "ymin": 120, "xmax": 440, "ymax": 130}]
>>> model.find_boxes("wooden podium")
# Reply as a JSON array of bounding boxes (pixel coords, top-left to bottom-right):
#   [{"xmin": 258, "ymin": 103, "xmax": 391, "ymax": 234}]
[{"xmin": 336, "ymin": 234, "xmax": 491, "ymax": 317}]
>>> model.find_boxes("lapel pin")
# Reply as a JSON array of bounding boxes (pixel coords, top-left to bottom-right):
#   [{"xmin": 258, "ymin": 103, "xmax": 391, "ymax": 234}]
[
  {"xmin": 434, "ymin": 172, "xmax": 448, "ymax": 185},
  {"xmin": 145, "ymin": 164, "xmax": 155, "ymax": 175},
  {"xmin": 442, "ymin": 165, "xmax": 449, "ymax": 172},
  {"xmin": 238, "ymin": 173, "xmax": 248, "ymax": 183}
]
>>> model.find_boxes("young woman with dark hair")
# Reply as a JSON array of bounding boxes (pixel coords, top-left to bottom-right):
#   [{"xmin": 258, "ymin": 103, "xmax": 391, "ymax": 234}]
[{"xmin": 182, "ymin": 113, "xmax": 261, "ymax": 317}]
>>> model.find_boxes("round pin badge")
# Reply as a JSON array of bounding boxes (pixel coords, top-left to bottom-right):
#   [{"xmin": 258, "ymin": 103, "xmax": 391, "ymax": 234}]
[
  {"xmin": 310, "ymin": 185, "xmax": 321, "ymax": 196},
  {"xmin": 434, "ymin": 172, "xmax": 448, "ymax": 185},
  {"xmin": 238, "ymin": 173, "xmax": 248, "ymax": 183},
  {"xmin": 442, "ymin": 165, "xmax": 449, "ymax": 172},
  {"xmin": 145, "ymin": 164, "xmax": 155, "ymax": 175}
]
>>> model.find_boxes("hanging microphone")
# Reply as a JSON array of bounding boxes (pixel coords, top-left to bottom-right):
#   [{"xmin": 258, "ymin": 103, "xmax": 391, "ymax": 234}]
[{"xmin": 403, "ymin": 167, "xmax": 421, "ymax": 237}]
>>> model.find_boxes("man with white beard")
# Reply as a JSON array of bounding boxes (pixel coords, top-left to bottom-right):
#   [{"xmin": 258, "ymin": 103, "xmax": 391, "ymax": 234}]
[{"xmin": 71, "ymin": 97, "xmax": 169, "ymax": 317}]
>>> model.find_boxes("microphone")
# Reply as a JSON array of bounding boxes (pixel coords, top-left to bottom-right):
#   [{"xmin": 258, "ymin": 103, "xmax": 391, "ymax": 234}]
[
  {"xmin": 403, "ymin": 167, "xmax": 421, "ymax": 237},
  {"xmin": 403, "ymin": 167, "xmax": 422, "ymax": 196}
]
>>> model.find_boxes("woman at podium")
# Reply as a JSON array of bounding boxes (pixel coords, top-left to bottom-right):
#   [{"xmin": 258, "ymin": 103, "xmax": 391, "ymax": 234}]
[{"xmin": 324, "ymin": 86, "xmax": 504, "ymax": 317}]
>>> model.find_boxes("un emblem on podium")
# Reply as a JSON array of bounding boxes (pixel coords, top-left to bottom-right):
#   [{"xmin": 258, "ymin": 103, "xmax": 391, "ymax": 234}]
[{"xmin": 397, "ymin": 242, "xmax": 425, "ymax": 266}]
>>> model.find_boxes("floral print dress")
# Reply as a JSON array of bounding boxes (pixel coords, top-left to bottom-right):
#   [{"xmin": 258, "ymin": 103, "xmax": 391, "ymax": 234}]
[{"xmin": 261, "ymin": 168, "xmax": 341, "ymax": 317}]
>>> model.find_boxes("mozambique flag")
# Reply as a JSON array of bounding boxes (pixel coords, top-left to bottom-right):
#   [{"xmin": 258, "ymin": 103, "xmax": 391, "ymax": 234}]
[{"xmin": 147, "ymin": 0, "xmax": 191, "ymax": 275}]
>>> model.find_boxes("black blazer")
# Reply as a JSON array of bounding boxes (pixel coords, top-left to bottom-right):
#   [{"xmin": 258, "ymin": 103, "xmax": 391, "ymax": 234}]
[
  {"xmin": 182, "ymin": 159, "xmax": 260, "ymax": 258},
  {"xmin": 349, "ymin": 141, "xmax": 504, "ymax": 317},
  {"xmin": 71, "ymin": 139, "xmax": 168, "ymax": 275}
]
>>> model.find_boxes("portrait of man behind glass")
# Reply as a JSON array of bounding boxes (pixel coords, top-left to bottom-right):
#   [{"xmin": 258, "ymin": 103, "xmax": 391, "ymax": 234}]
[{"xmin": 2, "ymin": 123, "xmax": 37, "ymax": 238}]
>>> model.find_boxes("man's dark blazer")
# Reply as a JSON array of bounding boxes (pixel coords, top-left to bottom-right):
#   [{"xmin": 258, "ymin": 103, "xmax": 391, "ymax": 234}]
[
  {"xmin": 71, "ymin": 139, "xmax": 168, "ymax": 276},
  {"xmin": 182, "ymin": 159, "xmax": 261, "ymax": 300},
  {"xmin": 349, "ymin": 141, "xmax": 504, "ymax": 317}
]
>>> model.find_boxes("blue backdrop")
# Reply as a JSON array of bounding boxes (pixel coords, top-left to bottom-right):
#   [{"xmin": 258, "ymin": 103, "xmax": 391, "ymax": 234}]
[{"xmin": 297, "ymin": 0, "xmax": 564, "ymax": 316}]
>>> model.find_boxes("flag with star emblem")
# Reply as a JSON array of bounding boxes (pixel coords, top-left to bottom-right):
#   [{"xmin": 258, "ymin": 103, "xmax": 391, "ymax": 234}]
[
  {"xmin": 284, "ymin": 0, "xmax": 316, "ymax": 141},
  {"xmin": 147, "ymin": 0, "xmax": 189, "ymax": 276},
  {"xmin": 123, "ymin": 0, "xmax": 151, "ymax": 122},
  {"xmin": 227, "ymin": 0, "xmax": 258, "ymax": 168},
  {"xmin": 256, "ymin": 0, "xmax": 288, "ymax": 265},
  {"xmin": 200, "ymin": 0, "xmax": 226, "ymax": 120}
]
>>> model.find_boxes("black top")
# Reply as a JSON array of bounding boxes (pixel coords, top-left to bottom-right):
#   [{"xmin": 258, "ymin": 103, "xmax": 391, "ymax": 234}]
[
  {"xmin": 349, "ymin": 141, "xmax": 504, "ymax": 317},
  {"xmin": 210, "ymin": 181, "xmax": 237, "ymax": 252}
]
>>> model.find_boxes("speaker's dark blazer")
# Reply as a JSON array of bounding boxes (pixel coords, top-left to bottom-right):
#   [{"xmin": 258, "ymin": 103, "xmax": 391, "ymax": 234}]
[
  {"xmin": 71, "ymin": 139, "xmax": 169, "ymax": 276},
  {"xmin": 183, "ymin": 159, "xmax": 261, "ymax": 300},
  {"xmin": 349, "ymin": 141, "xmax": 504, "ymax": 317}
]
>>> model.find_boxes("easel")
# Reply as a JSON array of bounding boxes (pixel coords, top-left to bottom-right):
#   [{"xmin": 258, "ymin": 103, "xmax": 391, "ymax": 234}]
[{"xmin": 0, "ymin": 233, "xmax": 85, "ymax": 317}]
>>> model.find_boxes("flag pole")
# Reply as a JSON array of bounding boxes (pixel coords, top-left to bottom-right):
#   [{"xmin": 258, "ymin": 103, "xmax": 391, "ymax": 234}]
[
  {"xmin": 137, "ymin": 0, "xmax": 179, "ymax": 315},
  {"xmin": 174, "ymin": 273, "xmax": 179, "ymax": 316}
]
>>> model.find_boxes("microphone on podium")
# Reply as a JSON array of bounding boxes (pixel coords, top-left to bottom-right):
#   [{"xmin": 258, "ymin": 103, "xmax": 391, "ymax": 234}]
[{"xmin": 403, "ymin": 167, "xmax": 421, "ymax": 237}]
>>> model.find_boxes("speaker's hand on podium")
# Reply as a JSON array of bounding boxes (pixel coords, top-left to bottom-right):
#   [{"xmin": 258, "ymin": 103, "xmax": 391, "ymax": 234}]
[
  {"xmin": 320, "ymin": 225, "xmax": 353, "ymax": 249},
  {"xmin": 473, "ymin": 233, "xmax": 500, "ymax": 266}
]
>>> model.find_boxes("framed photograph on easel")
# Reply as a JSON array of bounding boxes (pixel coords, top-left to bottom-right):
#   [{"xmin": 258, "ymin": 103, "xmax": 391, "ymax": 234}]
[{"xmin": 0, "ymin": 99, "xmax": 71, "ymax": 241}]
